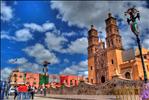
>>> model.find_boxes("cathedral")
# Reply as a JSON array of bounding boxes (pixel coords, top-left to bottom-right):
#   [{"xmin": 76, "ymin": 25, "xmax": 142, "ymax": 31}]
[{"xmin": 88, "ymin": 13, "xmax": 149, "ymax": 84}]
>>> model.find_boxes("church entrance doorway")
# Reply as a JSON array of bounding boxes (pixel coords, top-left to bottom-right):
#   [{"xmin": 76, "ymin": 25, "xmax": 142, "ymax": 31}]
[
  {"xmin": 101, "ymin": 76, "xmax": 105, "ymax": 83},
  {"xmin": 125, "ymin": 72, "xmax": 131, "ymax": 79}
]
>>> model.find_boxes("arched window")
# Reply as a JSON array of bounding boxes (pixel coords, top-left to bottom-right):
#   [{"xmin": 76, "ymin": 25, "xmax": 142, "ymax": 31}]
[
  {"xmin": 125, "ymin": 72, "xmax": 131, "ymax": 79},
  {"xmin": 111, "ymin": 59, "xmax": 114, "ymax": 64},
  {"xmin": 111, "ymin": 40, "xmax": 114, "ymax": 47},
  {"xmin": 107, "ymin": 40, "xmax": 110, "ymax": 47},
  {"xmin": 101, "ymin": 76, "xmax": 105, "ymax": 83},
  {"xmin": 13, "ymin": 74, "xmax": 17, "ymax": 77},
  {"xmin": 19, "ymin": 75, "xmax": 22, "ymax": 78},
  {"xmin": 91, "ymin": 66, "xmax": 93, "ymax": 70},
  {"xmin": 91, "ymin": 79, "xmax": 93, "ymax": 84}
]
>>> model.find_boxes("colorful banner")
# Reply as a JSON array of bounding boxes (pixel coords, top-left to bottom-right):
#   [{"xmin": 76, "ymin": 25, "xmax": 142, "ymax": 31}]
[{"xmin": 39, "ymin": 74, "xmax": 49, "ymax": 85}]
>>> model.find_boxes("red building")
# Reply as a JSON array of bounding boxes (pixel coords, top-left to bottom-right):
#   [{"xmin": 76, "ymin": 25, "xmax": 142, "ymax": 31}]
[{"xmin": 60, "ymin": 75, "xmax": 82, "ymax": 87}]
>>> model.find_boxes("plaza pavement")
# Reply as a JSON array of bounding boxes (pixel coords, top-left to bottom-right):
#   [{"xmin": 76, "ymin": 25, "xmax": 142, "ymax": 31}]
[
  {"xmin": 35, "ymin": 94, "xmax": 142, "ymax": 100},
  {"xmin": 35, "ymin": 94, "xmax": 116, "ymax": 100},
  {"xmin": 5, "ymin": 95, "xmax": 142, "ymax": 100}
]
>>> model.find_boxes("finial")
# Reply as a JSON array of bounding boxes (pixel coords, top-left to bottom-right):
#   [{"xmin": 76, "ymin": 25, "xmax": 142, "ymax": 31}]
[
  {"xmin": 108, "ymin": 12, "xmax": 112, "ymax": 18},
  {"xmin": 91, "ymin": 25, "xmax": 94, "ymax": 29},
  {"xmin": 108, "ymin": 8, "xmax": 112, "ymax": 18}
]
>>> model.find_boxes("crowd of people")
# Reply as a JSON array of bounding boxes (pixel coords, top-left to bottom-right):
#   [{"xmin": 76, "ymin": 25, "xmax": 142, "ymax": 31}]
[
  {"xmin": 5, "ymin": 84, "xmax": 35, "ymax": 100},
  {"xmin": 3, "ymin": 84, "xmax": 48, "ymax": 100}
]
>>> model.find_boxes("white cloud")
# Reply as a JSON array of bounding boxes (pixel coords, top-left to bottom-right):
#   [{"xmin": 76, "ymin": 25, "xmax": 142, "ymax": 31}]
[
  {"xmin": 51, "ymin": 1, "xmax": 147, "ymax": 28},
  {"xmin": 60, "ymin": 60, "xmax": 88, "ymax": 76},
  {"xmin": 45, "ymin": 32, "xmax": 88, "ymax": 54},
  {"xmin": 45, "ymin": 32, "xmax": 68, "ymax": 52},
  {"xmin": 20, "ymin": 62, "xmax": 42, "ymax": 73},
  {"xmin": 23, "ymin": 43, "xmax": 59, "ymax": 64},
  {"xmin": 62, "ymin": 31, "xmax": 76, "ymax": 37},
  {"xmin": 8, "ymin": 57, "xmax": 42, "ymax": 73},
  {"xmin": 1, "ymin": 2, "xmax": 13, "ymax": 21},
  {"xmin": 143, "ymin": 36, "xmax": 149, "ymax": 49},
  {"xmin": 8, "ymin": 57, "xmax": 28, "ymax": 64},
  {"xmin": 24, "ymin": 22, "xmax": 55, "ymax": 32},
  {"xmin": 51, "ymin": 1, "xmax": 149, "ymax": 49},
  {"xmin": 15, "ymin": 29, "xmax": 33, "ymax": 41},
  {"xmin": 1, "ymin": 34, "xmax": 14, "ymax": 40},
  {"xmin": 66, "ymin": 37, "xmax": 88, "ymax": 54},
  {"xmin": 1, "ymin": 29, "xmax": 33, "ymax": 42},
  {"xmin": 1, "ymin": 67, "xmax": 13, "ymax": 81}
]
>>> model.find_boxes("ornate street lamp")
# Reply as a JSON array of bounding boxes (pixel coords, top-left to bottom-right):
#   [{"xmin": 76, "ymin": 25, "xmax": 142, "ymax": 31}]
[
  {"xmin": 125, "ymin": 7, "xmax": 147, "ymax": 83},
  {"xmin": 43, "ymin": 61, "xmax": 50, "ymax": 96}
]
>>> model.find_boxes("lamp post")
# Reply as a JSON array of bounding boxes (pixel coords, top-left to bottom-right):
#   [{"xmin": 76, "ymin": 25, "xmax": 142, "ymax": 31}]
[
  {"xmin": 125, "ymin": 7, "xmax": 147, "ymax": 83},
  {"xmin": 43, "ymin": 61, "xmax": 50, "ymax": 96}
]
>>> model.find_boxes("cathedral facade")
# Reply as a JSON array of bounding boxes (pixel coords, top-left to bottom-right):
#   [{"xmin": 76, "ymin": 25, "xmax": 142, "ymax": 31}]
[{"xmin": 88, "ymin": 13, "xmax": 149, "ymax": 84}]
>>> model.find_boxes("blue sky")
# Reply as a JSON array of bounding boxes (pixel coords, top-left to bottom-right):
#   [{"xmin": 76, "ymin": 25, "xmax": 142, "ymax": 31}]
[{"xmin": 1, "ymin": 1, "xmax": 149, "ymax": 80}]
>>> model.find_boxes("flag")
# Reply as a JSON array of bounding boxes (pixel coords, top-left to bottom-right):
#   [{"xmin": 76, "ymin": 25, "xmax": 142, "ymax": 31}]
[{"xmin": 39, "ymin": 74, "xmax": 49, "ymax": 85}]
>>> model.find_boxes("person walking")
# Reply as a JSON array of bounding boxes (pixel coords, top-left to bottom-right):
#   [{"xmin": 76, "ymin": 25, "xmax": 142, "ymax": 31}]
[
  {"xmin": 5, "ymin": 83, "xmax": 9, "ymax": 99},
  {"xmin": 14, "ymin": 86, "xmax": 18, "ymax": 100},
  {"xmin": 43, "ymin": 87, "xmax": 47, "ymax": 96},
  {"xmin": 40, "ymin": 87, "xmax": 43, "ymax": 94},
  {"xmin": 30, "ymin": 86, "xmax": 35, "ymax": 100},
  {"xmin": 28, "ymin": 85, "xmax": 31, "ymax": 99}
]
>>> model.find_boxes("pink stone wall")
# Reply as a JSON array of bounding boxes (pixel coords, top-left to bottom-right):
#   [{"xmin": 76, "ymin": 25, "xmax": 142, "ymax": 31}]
[{"xmin": 25, "ymin": 72, "xmax": 39, "ymax": 88}]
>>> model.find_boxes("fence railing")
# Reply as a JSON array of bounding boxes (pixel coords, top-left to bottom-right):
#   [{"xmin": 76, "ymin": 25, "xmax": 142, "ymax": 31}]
[{"xmin": 113, "ymin": 87, "xmax": 141, "ymax": 100}]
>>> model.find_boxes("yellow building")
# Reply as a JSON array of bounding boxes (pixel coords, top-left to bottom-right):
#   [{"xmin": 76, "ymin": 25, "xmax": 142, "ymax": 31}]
[{"xmin": 88, "ymin": 13, "xmax": 149, "ymax": 84}]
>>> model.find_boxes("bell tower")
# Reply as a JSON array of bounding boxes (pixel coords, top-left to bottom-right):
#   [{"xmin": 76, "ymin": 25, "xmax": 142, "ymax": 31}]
[
  {"xmin": 88, "ymin": 25, "xmax": 99, "ymax": 84},
  {"xmin": 105, "ymin": 13, "xmax": 123, "ymax": 80},
  {"xmin": 105, "ymin": 13, "xmax": 123, "ymax": 50}
]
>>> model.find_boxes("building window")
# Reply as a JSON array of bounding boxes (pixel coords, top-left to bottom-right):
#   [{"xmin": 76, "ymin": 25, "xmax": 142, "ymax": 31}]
[
  {"xmin": 75, "ymin": 80, "xmax": 77, "ymax": 85},
  {"xmin": 111, "ymin": 40, "xmax": 113, "ymax": 47},
  {"xmin": 144, "ymin": 55, "xmax": 147, "ymax": 59},
  {"xmin": 101, "ymin": 63, "xmax": 104, "ymax": 67},
  {"xmin": 65, "ymin": 80, "xmax": 67, "ymax": 83},
  {"xmin": 70, "ymin": 80, "xmax": 73, "ymax": 85},
  {"xmin": 111, "ymin": 59, "xmax": 114, "ymax": 64},
  {"xmin": 125, "ymin": 72, "xmax": 131, "ymax": 79},
  {"xmin": 91, "ymin": 66, "xmax": 93, "ymax": 70},
  {"xmin": 14, "ymin": 74, "xmax": 17, "ymax": 77},
  {"xmin": 108, "ymin": 40, "xmax": 110, "ymax": 47},
  {"xmin": 91, "ymin": 79, "xmax": 93, "ymax": 84},
  {"xmin": 147, "ymin": 65, "xmax": 149, "ymax": 71},
  {"xmin": 19, "ymin": 75, "xmax": 22, "ymax": 78},
  {"xmin": 119, "ymin": 39, "xmax": 121, "ymax": 43},
  {"xmin": 33, "ymin": 82, "xmax": 36, "ymax": 85}
]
